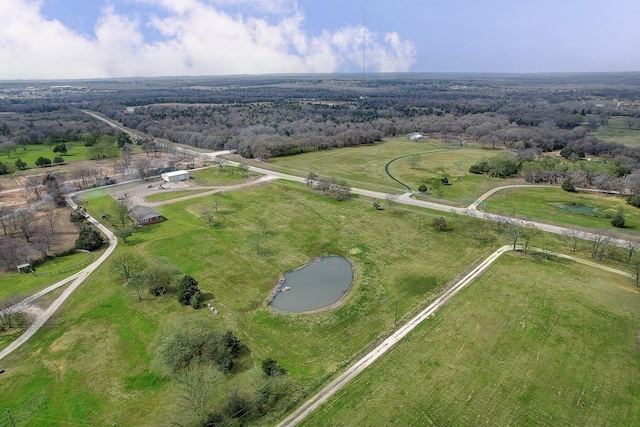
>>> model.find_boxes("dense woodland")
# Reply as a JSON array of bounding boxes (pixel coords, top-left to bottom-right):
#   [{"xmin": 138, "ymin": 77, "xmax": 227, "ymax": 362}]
[{"xmin": 2, "ymin": 73, "xmax": 640, "ymax": 205}]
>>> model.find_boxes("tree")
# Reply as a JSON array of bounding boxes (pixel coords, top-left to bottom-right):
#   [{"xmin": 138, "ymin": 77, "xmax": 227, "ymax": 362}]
[
  {"xmin": 14, "ymin": 158, "xmax": 27, "ymax": 170},
  {"xmin": 53, "ymin": 156, "xmax": 64, "ymax": 165},
  {"xmin": 35, "ymin": 156, "xmax": 52, "ymax": 167},
  {"xmin": 52, "ymin": 143, "xmax": 67, "ymax": 155},
  {"xmin": 200, "ymin": 209, "xmax": 218, "ymax": 227},
  {"xmin": 177, "ymin": 275, "xmax": 201, "ymax": 307},
  {"xmin": 0, "ymin": 295, "xmax": 26, "ymax": 330},
  {"xmin": 75, "ymin": 224, "xmax": 104, "ymax": 250},
  {"xmin": 111, "ymin": 253, "xmax": 144, "ymax": 285},
  {"xmin": 174, "ymin": 365, "xmax": 223, "ymax": 427},
  {"xmin": 305, "ymin": 171, "xmax": 317, "ymax": 186},
  {"xmin": 14, "ymin": 209, "xmax": 36, "ymax": 242},
  {"xmin": 41, "ymin": 208, "xmax": 58, "ymax": 234},
  {"xmin": 611, "ymin": 208, "xmax": 625, "ymax": 228},
  {"xmin": 133, "ymin": 158, "xmax": 151, "ymax": 179},
  {"xmin": 560, "ymin": 228, "xmax": 583, "ymax": 253},
  {"xmin": 237, "ymin": 162, "xmax": 249, "ymax": 176},
  {"xmin": 114, "ymin": 227, "xmax": 133, "ymax": 243},
  {"xmin": 495, "ymin": 215, "xmax": 526, "ymax": 249},
  {"xmin": 42, "ymin": 173, "xmax": 66, "ymax": 207},
  {"xmin": 111, "ymin": 198, "xmax": 130, "ymax": 228},
  {"xmin": 629, "ymin": 254, "xmax": 640, "ymax": 288},
  {"xmin": 262, "ymin": 358, "xmax": 287, "ymax": 377},
  {"xmin": 418, "ymin": 184, "xmax": 427, "ymax": 193},
  {"xmin": 561, "ymin": 177, "xmax": 576, "ymax": 193},
  {"xmin": 386, "ymin": 194, "xmax": 397, "ymax": 213},
  {"xmin": 407, "ymin": 154, "xmax": 421, "ymax": 170},
  {"xmin": 23, "ymin": 175, "xmax": 44, "ymax": 207},
  {"xmin": 432, "ymin": 217, "xmax": 448, "ymax": 232},
  {"xmin": 0, "ymin": 162, "xmax": 8, "ymax": 175}
]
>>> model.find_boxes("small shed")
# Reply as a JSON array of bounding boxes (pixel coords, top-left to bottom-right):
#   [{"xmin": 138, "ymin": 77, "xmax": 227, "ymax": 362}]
[
  {"xmin": 130, "ymin": 205, "xmax": 163, "ymax": 225},
  {"xmin": 17, "ymin": 263, "xmax": 32, "ymax": 274},
  {"xmin": 161, "ymin": 170, "xmax": 190, "ymax": 182}
]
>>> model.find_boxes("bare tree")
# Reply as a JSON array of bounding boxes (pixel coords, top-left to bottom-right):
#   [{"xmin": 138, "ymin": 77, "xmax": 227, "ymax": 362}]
[
  {"xmin": 200, "ymin": 210, "xmax": 217, "ymax": 227},
  {"xmin": 41, "ymin": 208, "xmax": 58, "ymax": 234},
  {"xmin": 386, "ymin": 194, "xmax": 398, "ymax": 213},
  {"xmin": 626, "ymin": 240, "xmax": 640, "ymax": 262},
  {"xmin": 111, "ymin": 253, "xmax": 145, "ymax": 285},
  {"xmin": 214, "ymin": 157, "xmax": 227, "ymax": 174},
  {"xmin": 237, "ymin": 162, "xmax": 249, "ymax": 176},
  {"xmin": 14, "ymin": 209, "xmax": 36, "ymax": 242},
  {"xmin": 590, "ymin": 230, "xmax": 612, "ymax": 260},
  {"xmin": 23, "ymin": 175, "xmax": 45, "ymax": 208},
  {"xmin": 0, "ymin": 294, "xmax": 25, "ymax": 329},
  {"xmin": 133, "ymin": 158, "xmax": 151, "ymax": 179},
  {"xmin": 0, "ymin": 207, "xmax": 13, "ymax": 236},
  {"xmin": 32, "ymin": 225, "xmax": 56, "ymax": 258},
  {"xmin": 495, "ymin": 215, "xmax": 526, "ymax": 250},
  {"xmin": 560, "ymin": 228, "xmax": 583, "ymax": 253},
  {"xmin": 173, "ymin": 365, "xmax": 222, "ymax": 427},
  {"xmin": 407, "ymin": 154, "xmax": 421, "ymax": 170}
]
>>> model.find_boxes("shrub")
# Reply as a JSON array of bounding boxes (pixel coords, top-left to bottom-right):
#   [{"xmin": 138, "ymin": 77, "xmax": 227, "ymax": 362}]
[
  {"xmin": 418, "ymin": 184, "xmax": 427, "ymax": 193},
  {"xmin": 611, "ymin": 210, "xmax": 625, "ymax": 228},
  {"xmin": 53, "ymin": 156, "xmax": 64, "ymax": 164},
  {"xmin": 14, "ymin": 158, "xmax": 27, "ymax": 170},
  {"xmin": 177, "ymin": 274, "xmax": 201, "ymax": 306},
  {"xmin": 432, "ymin": 217, "xmax": 448, "ymax": 232},
  {"xmin": 262, "ymin": 358, "xmax": 287, "ymax": 377},
  {"xmin": 561, "ymin": 178, "xmax": 576, "ymax": 192},
  {"xmin": 35, "ymin": 156, "xmax": 52, "ymax": 167},
  {"xmin": 627, "ymin": 195, "xmax": 640, "ymax": 207},
  {"xmin": 75, "ymin": 224, "xmax": 104, "ymax": 251}
]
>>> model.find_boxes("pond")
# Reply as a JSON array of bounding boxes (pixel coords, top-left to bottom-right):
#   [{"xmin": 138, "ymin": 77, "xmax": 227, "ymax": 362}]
[{"xmin": 269, "ymin": 256, "xmax": 354, "ymax": 313}]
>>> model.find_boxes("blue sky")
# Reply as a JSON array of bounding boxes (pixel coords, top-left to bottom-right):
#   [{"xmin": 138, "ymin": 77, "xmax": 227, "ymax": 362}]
[{"xmin": 1, "ymin": 0, "xmax": 639, "ymax": 80}]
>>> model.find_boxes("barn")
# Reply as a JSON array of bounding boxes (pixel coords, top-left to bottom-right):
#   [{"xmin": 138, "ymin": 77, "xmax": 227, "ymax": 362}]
[
  {"xmin": 161, "ymin": 170, "xmax": 190, "ymax": 182},
  {"xmin": 129, "ymin": 205, "xmax": 163, "ymax": 225}
]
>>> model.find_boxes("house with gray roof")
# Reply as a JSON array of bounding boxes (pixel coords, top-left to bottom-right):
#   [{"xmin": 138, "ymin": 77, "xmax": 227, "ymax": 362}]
[{"xmin": 129, "ymin": 205, "xmax": 163, "ymax": 225}]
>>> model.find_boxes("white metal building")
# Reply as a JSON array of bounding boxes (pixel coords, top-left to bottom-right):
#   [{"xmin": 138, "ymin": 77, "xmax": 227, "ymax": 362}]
[{"xmin": 161, "ymin": 170, "xmax": 190, "ymax": 182}]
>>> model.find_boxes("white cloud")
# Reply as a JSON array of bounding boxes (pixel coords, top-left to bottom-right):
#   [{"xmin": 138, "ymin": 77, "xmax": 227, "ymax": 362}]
[{"xmin": 0, "ymin": 0, "xmax": 416, "ymax": 79}]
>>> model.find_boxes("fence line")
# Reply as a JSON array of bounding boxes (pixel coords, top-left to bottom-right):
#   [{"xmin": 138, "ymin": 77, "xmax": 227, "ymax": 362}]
[{"xmin": 32, "ymin": 252, "xmax": 94, "ymax": 277}]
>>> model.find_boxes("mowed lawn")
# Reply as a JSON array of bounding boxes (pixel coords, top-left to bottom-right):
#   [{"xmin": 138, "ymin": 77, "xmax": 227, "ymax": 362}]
[
  {"xmin": 267, "ymin": 138, "xmax": 447, "ymax": 193},
  {"xmin": 0, "ymin": 181, "xmax": 493, "ymax": 426},
  {"xmin": 2, "ymin": 141, "xmax": 91, "ymax": 168},
  {"xmin": 482, "ymin": 186, "xmax": 640, "ymax": 235},
  {"xmin": 300, "ymin": 253, "xmax": 640, "ymax": 426}
]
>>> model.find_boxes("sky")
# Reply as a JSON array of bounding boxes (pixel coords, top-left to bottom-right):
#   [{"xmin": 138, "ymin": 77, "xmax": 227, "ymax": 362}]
[{"xmin": 1, "ymin": 0, "xmax": 639, "ymax": 80}]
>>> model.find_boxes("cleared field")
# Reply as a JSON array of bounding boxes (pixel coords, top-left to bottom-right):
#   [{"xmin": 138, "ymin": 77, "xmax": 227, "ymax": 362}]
[
  {"xmin": 190, "ymin": 166, "xmax": 259, "ymax": 186},
  {"xmin": 299, "ymin": 253, "xmax": 640, "ymax": 426},
  {"xmin": 143, "ymin": 189, "xmax": 210, "ymax": 202},
  {"xmin": 598, "ymin": 116, "xmax": 640, "ymax": 148},
  {"xmin": 268, "ymin": 138, "xmax": 520, "ymax": 202},
  {"xmin": 1, "ymin": 142, "xmax": 91, "ymax": 169},
  {"xmin": 0, "ymin": 181, "xmax": 495, "ymax": 426},
  {"xmin": 267, "ymin": 138, "xmax": 445, "ymax": 193},
  {"xmin": 482, "ymin": 186, "xmax": 640, "ymax": 235}
]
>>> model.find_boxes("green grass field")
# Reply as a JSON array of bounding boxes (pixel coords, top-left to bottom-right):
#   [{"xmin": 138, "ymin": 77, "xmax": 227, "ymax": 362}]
[
  {"xmin": 0, "ymin": 250, "xmax": 99, "ymax": 301},
  {"xmin": 598, "ymin": 116, "xmax": 640, "ymax": 148},
  {"xmin": 1, "ymin": 142, "xmax": 91, "ymax": 170},
  {"xmin": 190, "ymin": 166, "xmax": 259, "ymax": 186},
  {"xmin": 482, "ymin": 186, "xmax": 640, "ymax": 235},
  {"xmin": 299, "ymin": 252, "xmax": 640, "ymax": 426},
  {"xmin": 267, "ymin": 138, "xmax": 517, "ymax": 201},
  {"xmin": 0, "ymin": 181, "xmax": 497, "ymax": 426},
  {"xmin": 144, "ymin": 189, "xmax": 210, "ymax": 202}
]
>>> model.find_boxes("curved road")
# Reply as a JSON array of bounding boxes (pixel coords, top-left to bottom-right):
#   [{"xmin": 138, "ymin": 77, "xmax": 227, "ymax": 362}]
[{"xmin": 0, "ymin": 193, "xmax": 117, "ymax": 362}]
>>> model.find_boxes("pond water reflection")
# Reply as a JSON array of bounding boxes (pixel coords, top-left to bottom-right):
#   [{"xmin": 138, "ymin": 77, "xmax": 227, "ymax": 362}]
[{"xmin": 270, "ymin": 256, "xmax": 354, "ymax": 313}]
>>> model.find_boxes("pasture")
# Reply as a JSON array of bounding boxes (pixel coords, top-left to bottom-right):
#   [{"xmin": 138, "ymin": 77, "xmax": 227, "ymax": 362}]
[
  {"xmin": 1, "ymin": 142, "xmax": 91, "ymax": 169},
  {"xmin": 299, "ymin": 252, "xmax": 640, "ymax": 426},
  {"xmin": 0, "ymin": 181, "xmax": 495, "ymax": 426},
  {"xmin": 599, "ymin": 115, "xmax": 640, "ymax": 148},
  {"xmin": 267, "ymin": 138, "xmax": 520, "ymax": 203},
  {"xmin": 482, "ymin": 186, "xmax": 640, "ymax": 235}
]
